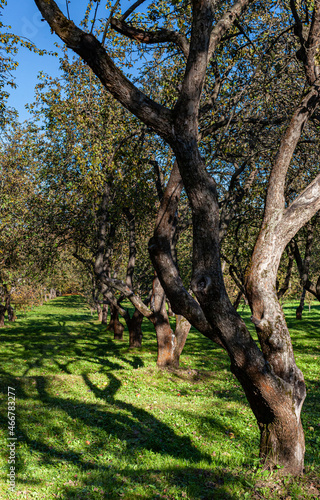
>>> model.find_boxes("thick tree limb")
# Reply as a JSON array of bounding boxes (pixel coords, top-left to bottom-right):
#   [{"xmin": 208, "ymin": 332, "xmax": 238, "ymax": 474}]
[
  {"xmin": 280, "ymin": 172, "xmax": 320, "ymax": 243},
  {"xmin": 110, "ymin": 18, "xmax": 190, "ymax": 58},
  {"xmin": 173, "ymin": 1, "xmax": 215, "ymax": 138}
]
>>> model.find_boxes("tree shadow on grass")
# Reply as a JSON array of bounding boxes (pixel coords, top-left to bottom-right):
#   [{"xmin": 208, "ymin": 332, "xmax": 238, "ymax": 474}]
[
  {"xmin": 57, "ymin": 465, "xmax": 238, "ymax": 499},
  {"xmin": 0, "ymin": 296, "xmax": 318, "ymax": 498},
  {"xmin": 0, "ymin": 314, "xmax": 145, "ymax": 377},
  {"xmin": 32, "ymin": 373, "xmax": 209, "ymax": 463},
  {"xmin": 0, "ymin": 374, "xmax": 240, "ymax": 500}
]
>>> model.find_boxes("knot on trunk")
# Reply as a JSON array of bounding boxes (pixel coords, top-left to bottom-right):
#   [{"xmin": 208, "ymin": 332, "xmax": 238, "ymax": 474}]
[
  {"xmin": 192, "ymin": 275, "xmax": 212, "ymax": 294},
  {"xmin": 250, "ymin": 316, "xmax": 270, "ymax": 330}
]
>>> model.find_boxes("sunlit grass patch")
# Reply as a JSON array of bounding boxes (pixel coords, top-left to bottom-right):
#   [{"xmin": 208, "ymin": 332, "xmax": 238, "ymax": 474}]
[{"xmin": 0, "ymin": 296, "xmax": 319, "ymax": 499}]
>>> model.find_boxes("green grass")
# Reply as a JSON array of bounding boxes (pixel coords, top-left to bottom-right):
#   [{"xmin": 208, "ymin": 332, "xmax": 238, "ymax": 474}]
[{"xmin": 0, "ymin": 296, "xmax": 319, "ymax": 499}]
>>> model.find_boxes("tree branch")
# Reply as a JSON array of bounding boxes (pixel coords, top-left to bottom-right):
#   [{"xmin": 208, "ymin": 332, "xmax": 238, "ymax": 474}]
[
  {"xmin": 99, "ymin": 275, "xmax": 153, "ymax": 319},
  {"xmin": 208, "ymin": 0, "xmax": 253, "ymax": 60},
  {"xmin": 120, "ymin": 0, "xmax": 147, "ymax": 21},
  {"xmin": 265, "ymin": 84, "xmax": 320, "ymax": 218},
  {"xmin": 291, "ymin": 0, "xmax": 320, "ymax": 84},
  {"xmin": 110, "ymin": 18, "xmax": 190, "ymax": 58},
  {"xmin": 280, "ymin": 172, "xmax": 320, "ymax": 243},
  {"xmin": 173, "ymin": 1, "xmax": 215, "ymax": 136}
]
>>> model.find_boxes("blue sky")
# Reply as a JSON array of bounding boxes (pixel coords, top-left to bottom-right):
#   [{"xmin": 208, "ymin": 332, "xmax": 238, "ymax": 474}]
[{"xmin": 3, "ymin": 0, "xmax": 134, "ymax": 122}]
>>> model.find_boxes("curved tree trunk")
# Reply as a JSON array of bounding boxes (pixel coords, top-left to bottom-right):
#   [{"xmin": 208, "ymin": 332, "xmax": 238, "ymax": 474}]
[
  {"xmin": 245, "ymin": 217, "xmax": 306, "ymax": 474},
  {"xmin": 127, "ymin": 307, "xmax": 144, "ymax": 348},
  {"xmin": 101, "ymin": 301, "xmax": 109, "ymax": 325},
  {"xmin": 152, "ymin": 276, "xmax": 177, "ymax": 367},
  {"xmin": 152, "ymin": 277, "xmax": 190, "ymax": 368},
  {"xmin": 174, "ymin": 314, "xmax": 191, "ymax": 364},
  {"xmin": 107, "ymin": 304, "xmax": 124, "ymax": 340}
]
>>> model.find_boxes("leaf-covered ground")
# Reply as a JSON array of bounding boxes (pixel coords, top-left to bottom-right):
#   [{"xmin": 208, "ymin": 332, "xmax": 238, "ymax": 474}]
[{"xmin": 0, "ymin": 296, "xmax": 319, "ymax": 499}]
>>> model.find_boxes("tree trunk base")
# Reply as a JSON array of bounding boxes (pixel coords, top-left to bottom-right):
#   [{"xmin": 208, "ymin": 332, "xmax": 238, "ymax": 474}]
[
  {"xmin": 156, "ymin": 358, "xmax": 180, "ymax": 369},
  {"xmin": 128, "ymin": 309, "xmax": 143, "ymax": 348},
  {"xmin": 114, "ymin": 317, "xmax": 124, "ymax": 340},
  {"xmin": 259, "ymin": 417, "xmax": 305, "ymax": 475}
]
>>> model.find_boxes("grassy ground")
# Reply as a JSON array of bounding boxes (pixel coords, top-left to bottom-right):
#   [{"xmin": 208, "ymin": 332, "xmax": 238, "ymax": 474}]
[{"xmin": 0, "ymin": 296, "xmax": 319, "ymax": 499}]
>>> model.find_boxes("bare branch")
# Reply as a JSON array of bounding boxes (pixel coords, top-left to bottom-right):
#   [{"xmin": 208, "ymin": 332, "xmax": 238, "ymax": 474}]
[
  {"xmin": 100, "ymin": 275, "xmax": 153, "ymax": 318},
  {"xmin": 110, "ymin": 18, "xmax": 190, "ymax": 58},
  {"xmin": 120, "ymin": 0, "xmax": 147, "ymax": 21}
]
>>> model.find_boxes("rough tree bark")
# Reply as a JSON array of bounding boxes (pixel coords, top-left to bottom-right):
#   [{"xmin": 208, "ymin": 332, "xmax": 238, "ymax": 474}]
[
  {"xmin": 0, "ymin": 304, "xmax": 5, "ymax": 327},
  {"xmin": 35, "ymin": 0, "xmax": 320, "ymax": 474},
  {"xmin": 151, "ymin": 275, "xmax": 176, "ymax": 367},
  {"xmin": 150, "ymin": 273, "xmax": 191, "ymax": 368},
  {"xmin": 101, "ymin": 292, "xmax": 109, "ymax": 325},
  {"xmin": 245, "ymin": 70, "xmax": 320, "ymax": 471},
  {"xmin": 101, "ymin": 301, "xmax": 109, "ymax": 324},
  {"xmin": 127, "ymin": 307, "xmax": 144, "ymax": 348}
]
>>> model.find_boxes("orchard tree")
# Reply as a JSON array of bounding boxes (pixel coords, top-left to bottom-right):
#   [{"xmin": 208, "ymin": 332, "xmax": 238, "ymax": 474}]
[
  {"xmin": 0, "ymin": 122, "xmax": 51, "ymax": 322},
  {"xmin": 34, "ymin": 0, "xmax": 320, "ymax": 474},
  {"xmin": 291, "ymin": 215, "xmax": 320, "ymax": 318}
]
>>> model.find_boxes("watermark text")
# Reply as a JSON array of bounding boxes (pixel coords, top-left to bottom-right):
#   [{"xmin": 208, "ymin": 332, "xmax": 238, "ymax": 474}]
[{"xmin": 7, "ymin": 386, "xmax": 16, "ymax": 492}]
